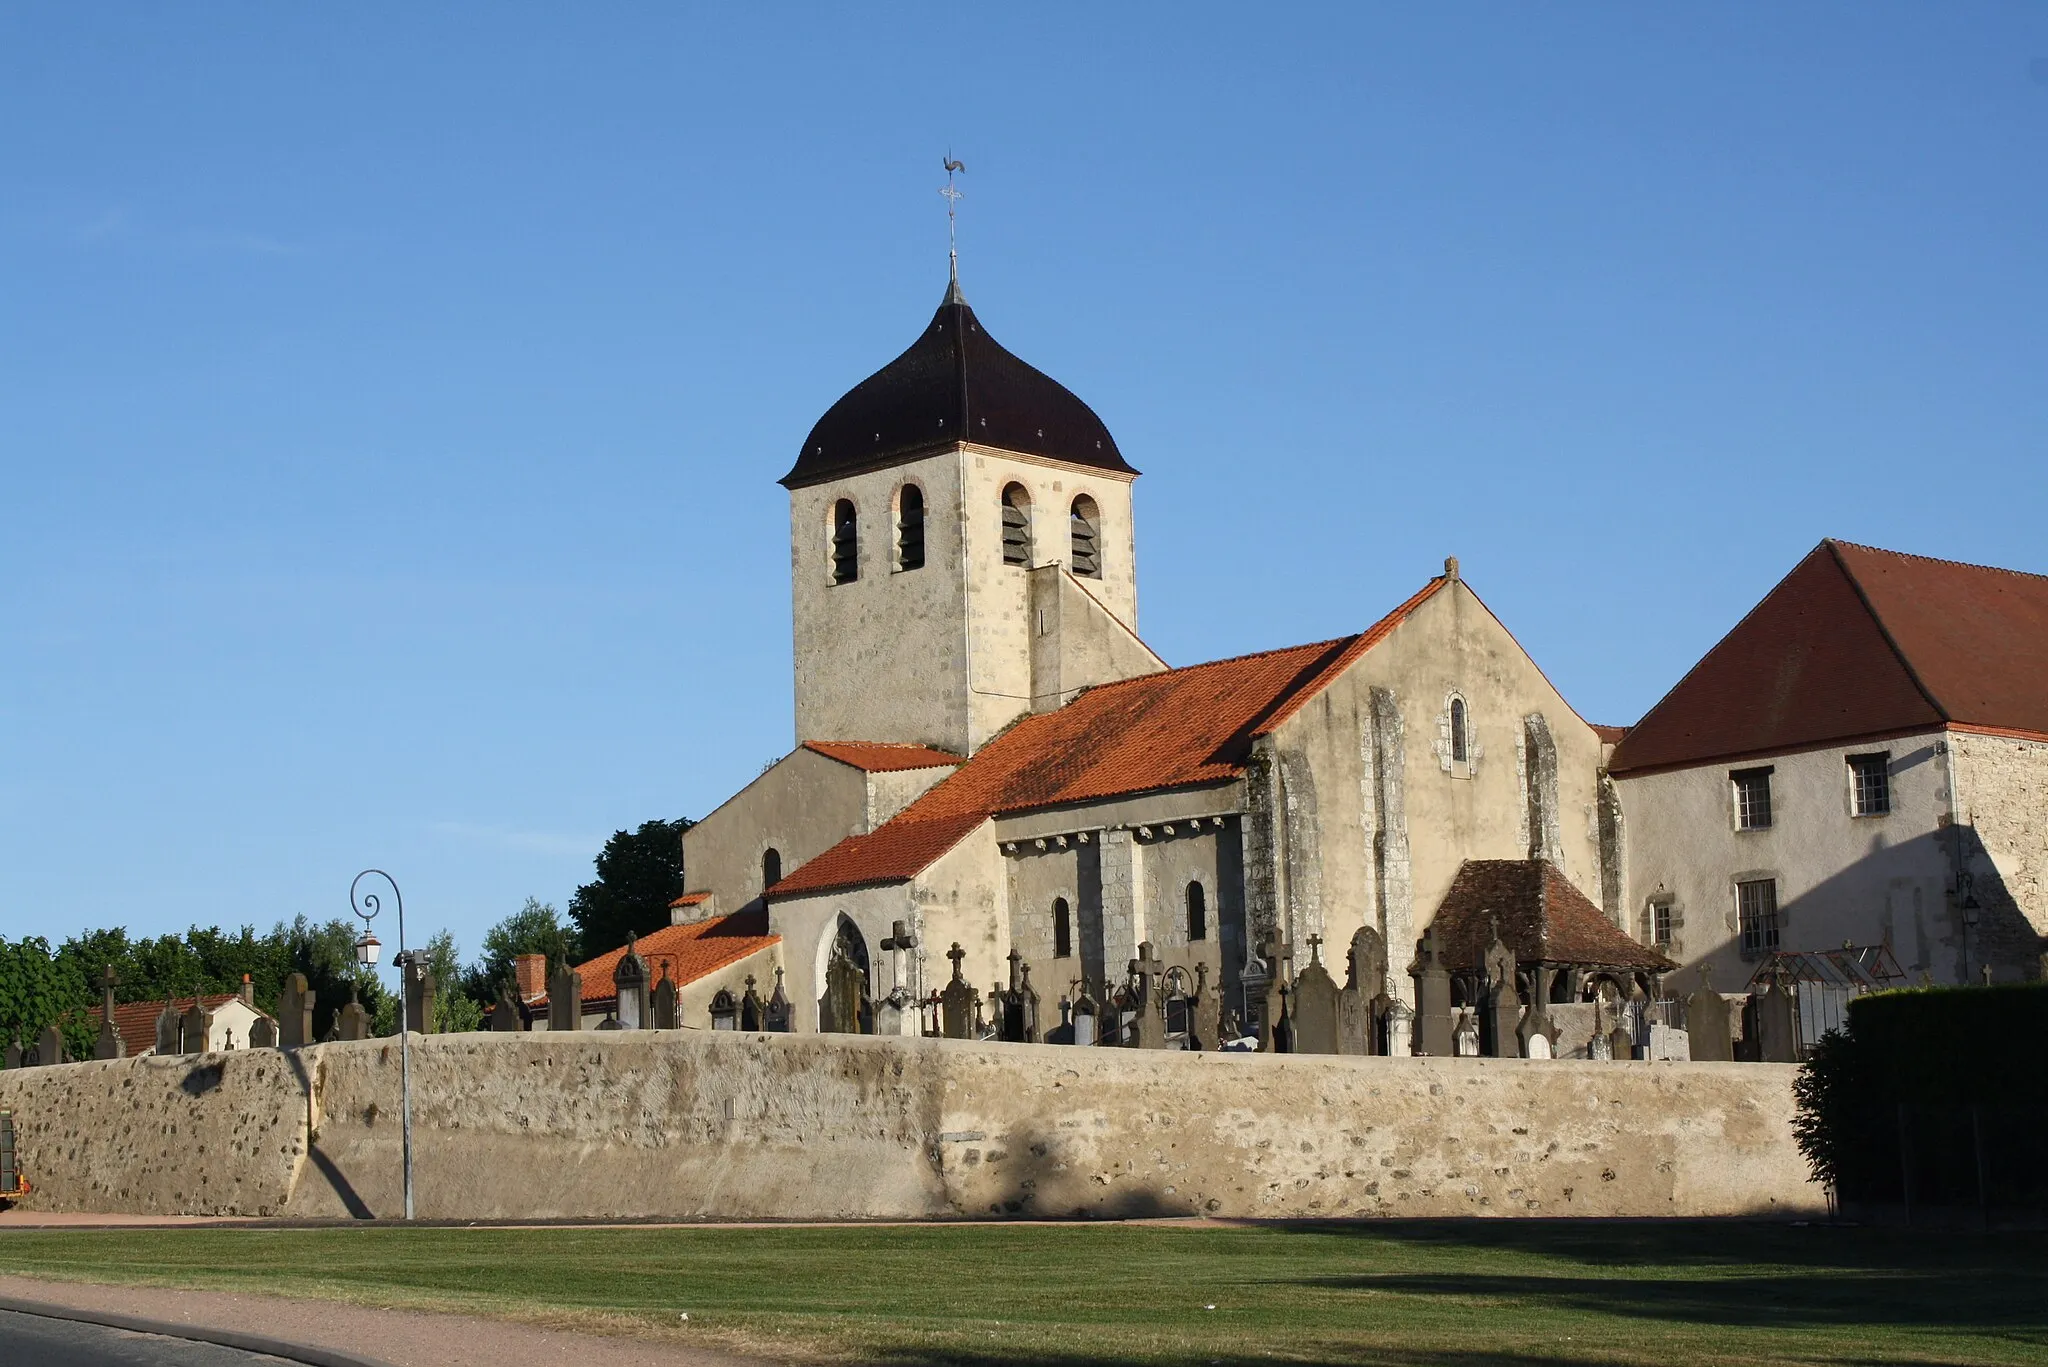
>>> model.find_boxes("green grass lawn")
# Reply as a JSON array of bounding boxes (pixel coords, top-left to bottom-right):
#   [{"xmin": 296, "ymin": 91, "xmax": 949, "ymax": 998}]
[{"xmin": 0, "ymin": 1221, "xmax": 2042, "ymax": 1366}]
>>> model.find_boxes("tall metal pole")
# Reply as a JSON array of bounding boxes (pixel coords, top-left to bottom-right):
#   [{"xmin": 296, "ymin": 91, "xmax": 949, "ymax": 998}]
[{"xmin": 352, "ymin": 869, "xmax": 415, "ymax": 1220}]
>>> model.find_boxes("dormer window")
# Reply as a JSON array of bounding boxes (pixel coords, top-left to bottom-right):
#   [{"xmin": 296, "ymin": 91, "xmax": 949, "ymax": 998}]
[
  {"xmin": 896, "ymin": 485, "xmax": 925, "ymax": 571},
  {"xmin": 1069, "ymin": 495, "xmax": 1101, "ymax": 578},
  {"xmin": 830, "ymin": 499, "xmax": 858, "ymax": 584},
  {"xmin": 1001, "ymin": 484, "xmax": 1031, "ymax": 566}
]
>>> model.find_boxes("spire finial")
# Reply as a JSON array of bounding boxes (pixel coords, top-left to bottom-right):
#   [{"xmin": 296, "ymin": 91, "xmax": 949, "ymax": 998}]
[{"xmin": 941, "ymin": 152, "xmax": 966, "ymax": 300}]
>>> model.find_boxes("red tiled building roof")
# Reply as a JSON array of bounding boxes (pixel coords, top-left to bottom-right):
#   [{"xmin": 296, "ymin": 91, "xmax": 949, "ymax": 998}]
[
  {"xmin": 88, "ymin": 994, "xmax": 245, "ymax": 1058},
  {"xmin": 800, "ymin": 740, "xmax": 965, "ymax": 772},
  {"xmin": 569, "ymin": 912, "xmax": 779, "ymax": 1007},
  {"xmin": 1610, "ymin": 540, "xmax": 2048, "ymax": 776},
  {"xmin": 772, "ymin": 577, "xmax": 1447, "ymax": 897},
  {"xmin": 1429, "ymin": 860, "xmax": 1675, "ymax": 975}
]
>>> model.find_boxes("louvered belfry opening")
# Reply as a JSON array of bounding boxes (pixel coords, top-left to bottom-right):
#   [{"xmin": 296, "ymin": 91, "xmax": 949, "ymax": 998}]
[
  {"xmin": 1000, "ymin": 483, "xmax": 1031, "ymax": 566},
  {"xmin": 1069, "ymin": 495, "xmax": 1101, "ymax": 578},
  {"xmin": 830, "ymin": 499, "xmax": 859, "ymax": 584},
  {"xmin": 897, "ymin": 484, "xmax": 926, "ymax": 571}
]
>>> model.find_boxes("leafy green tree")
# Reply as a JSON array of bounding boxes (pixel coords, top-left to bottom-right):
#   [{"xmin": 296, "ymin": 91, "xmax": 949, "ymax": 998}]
[
  {"xmin": 566, "ymin": 820, "xmax": 692, "ymax": 957},
  {"xmin": 279, "ymin": 915, "xmax": 388, "ymax": 1040},
  {"xmin": 0, "ymin": 937, "xmax": 92, "ymax": 1062},
  {"xmin": 373, "ymin": 929, "xmax": 484, "ymax": 1035},
  {"xmin": 463, "ymin": 898, "xmax": 577, "ymax": 1003}
]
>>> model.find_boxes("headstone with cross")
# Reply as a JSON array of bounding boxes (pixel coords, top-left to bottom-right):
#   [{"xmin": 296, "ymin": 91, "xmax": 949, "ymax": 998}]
[
  {"xmin": 335, "ymin": 996, "xmax": 371, "ymax": 1042},
  {"xmin": 650, "ymin": 962, "xmax": 680, "ymax": 1030},
  {"xmin": 993, "ymin": 948, "xmax": 1040, "ymax": 1043},
  {"xmin": 277, "ymin": 972, "xmax": 314, "ymax": 1049},
  {"xmin": 1257, "ymin": 930, "xmax": 1294, "ymax": 1053},
  {"xmin": 1410, "ymin": 924, "xmax": 1455, "ymax": 1058},
  {"xmin": 1483, "ymin": 917, "xmax": 1521, "ymax": 1058},
  {"xmin": 1290, "ymin": 934, "xmax": 1342, "ymax": 1054},
  {"xmin": 1122, "ymin": 942, "xmax": 1162, "ymax": 1048},
  {"xmin": 740, "ymin": 974, "xmax": 765, "ymax": 1031},
  {"xmin": 763, "ymin": 967, "xmax": 794, "ymax": 1032},
  {"xmin": 880, "ymin": 920, "xmax": 919, "ymax": 1004},
  {"xmin": 94, "ymin": 965, "xmax": 126, "ymax": 1060},
  {"xmin": 939, "ymin": 942, "xmax": 978, "ymax": 1040},
  {"xmin": 1517, "ymin": 965, "xmax": 1560, "ymax": 1058}
]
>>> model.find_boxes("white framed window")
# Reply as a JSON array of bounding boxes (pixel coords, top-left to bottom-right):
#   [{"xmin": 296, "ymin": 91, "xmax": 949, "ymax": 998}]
[
  {"xmin": 1847, "ymin": 752, "xmax": 1891, "ymax": 817},
  {"xmin": 1731, "ymin": 767, "xmax": 1773, "ymax": 831},
  {"xmin": 1650, "ymin": 899, "xmax": 1675, "ymax": 948},
  {"xmin": 1436, "ymin": 692, "xmax": 1480, "ymax": 776}
]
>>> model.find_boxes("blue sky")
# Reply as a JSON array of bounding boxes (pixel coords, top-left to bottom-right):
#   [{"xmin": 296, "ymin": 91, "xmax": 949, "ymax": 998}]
[{"xmin": 7, "ymin": 5, "xmax": 2046, "ymax": 976}]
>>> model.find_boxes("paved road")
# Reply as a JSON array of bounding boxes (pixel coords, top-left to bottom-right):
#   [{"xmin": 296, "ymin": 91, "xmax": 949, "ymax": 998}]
[{"xmin": 0, "ymin": 1308, "xmax": 300, "ymax": 1365}]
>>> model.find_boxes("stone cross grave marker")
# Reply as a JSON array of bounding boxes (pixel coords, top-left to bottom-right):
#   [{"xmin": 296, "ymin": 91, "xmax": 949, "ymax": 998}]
[
  {"xmin": 1130, "ymin": 942, "xmax": 1165, "ymax": 1049},
  {"xmin": 95, "ymin": 966, "xmax": 125, "ymax": 1060},
  {"xmin": 650, "ymin": 963, "xmax": 679, "ymax": 1030},
  {"xmin": 1290, "ymin": 935, "xmax": 1342, "ymax": 1055},
  {"xmin": 940, "ymin": 942, "xmax": 978, "ymax": 1040},
  {"xmin": 1411, "ymin": 924, "xmax": 1454, "ymax": 1058},
  {"xmin": 404, "ymin": 958, "xmax": 437, "ymax": 1036},
  {"xmin": 740, "ymin": 973, "xmax": 765, "ymax": 1031},
  {"xmin": 614, "ymin": 935, "xmax": 650, "ymax": 1030}
]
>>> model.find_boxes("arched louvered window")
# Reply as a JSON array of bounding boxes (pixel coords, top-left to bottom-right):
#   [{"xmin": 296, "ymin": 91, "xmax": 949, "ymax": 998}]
[
  {"xmin": 1053, "ymin": 897, "xmax": 1072, "ymax": 959},
  {"xmin": 1000, "ymin": 484, "xmax": 1031, "ymax": 567},
  {"xmin": 1069, "ymin": 495, "xmax": 1101, "ymax": 578},
  {"xmin": 1450, "ymin": 697, "xmax": 1469, "ymax": 764},
  {"xmin": 830, "ymin": 499, "xmax": 858, "ymax": 584},
  {"xmin": 1186, "ymin": 882, "xmax": 1207, "ymax": 942},
  {"xmin": 896, "ymin": 485, "xmax": 925, "ymax": 571},
  {"xmin": 762, "ymin": 847, "xmax": 782, "ymax": 894}
]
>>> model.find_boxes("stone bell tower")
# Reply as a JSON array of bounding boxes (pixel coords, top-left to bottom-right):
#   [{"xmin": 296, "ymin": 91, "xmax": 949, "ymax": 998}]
[{"xmin": 782, "ymin": 270, "xmax": 1154, "ymax": 757}]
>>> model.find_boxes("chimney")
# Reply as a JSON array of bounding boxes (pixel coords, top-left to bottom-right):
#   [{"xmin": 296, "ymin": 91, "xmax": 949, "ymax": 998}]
[
  {"xmin": 514, "ymin": 954, "xmax": 548, "ymax": 1002},
  {"xmin": 240, "ymin": 973, "xmax": 255, "ymax": 1007}
]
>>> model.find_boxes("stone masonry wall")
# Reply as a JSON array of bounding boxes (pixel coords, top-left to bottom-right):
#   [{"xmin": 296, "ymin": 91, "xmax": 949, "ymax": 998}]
[
  {"xmin": 1951, "ymin": 730, "xmax": 2048, "ymax": 977},
  {"xmin": 0, "ymin": 1033, "xmax": 1823, "ymax": 1221}
]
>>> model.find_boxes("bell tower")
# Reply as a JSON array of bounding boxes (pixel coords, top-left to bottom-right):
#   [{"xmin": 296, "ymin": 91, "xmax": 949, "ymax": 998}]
[{"xmin": 783, "ymin": 274, "xmax": 1148, "ymax": 756}]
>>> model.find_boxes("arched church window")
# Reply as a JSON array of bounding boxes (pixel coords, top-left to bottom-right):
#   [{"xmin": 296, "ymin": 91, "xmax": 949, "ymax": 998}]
[
  {"xmin": 1069, "ymin": 495, "xmax": 1101, "ymax": 578},
  {"xmin": 1186, "ymin": 882, "xmax": 1207, "ymax": 942},
  {"xmin": 1450, "ymin": 697, "xmax": 1469, "ymax": 764},
  {"xmin": 830, "ymin": 499, "xmax": 858, "ymax": 584},
  {"xmin": 896, "ymin": 485, "xmax": 925, "ymax": 571},
  {"xmin": 762, "ymin": 847, "xmax": 782, "ymax": 894},
  {"xmin": 1053, "ymin": 897, "xmax": 1072, "ymax": 959},
  {"xmin": 1001, "ymin": 484, "xmax": 1032, "ymax": 566}
]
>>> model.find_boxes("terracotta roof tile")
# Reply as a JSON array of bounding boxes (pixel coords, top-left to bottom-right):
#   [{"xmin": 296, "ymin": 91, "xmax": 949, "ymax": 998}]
[
  {"xmin": 570, "ymin": 912, "xmax": 779, "ymax": 1007},
  {"xmin": 1611, "ymin": 540, "xmax": 2048, "ymax": 775},
  {"xmin": 668, "ymin": 892, "xmax": 712, "ymax": 908},
  {"xmin": 88, "ymin": 994, "xmax": 249, "ymax": 1058},
  {"xmin": 772, "ymin": 578, "xmax": 1446, "ymax": 897},
  {"xmin": 1590, "ymin": 724, "xmax": 1629, "ymax": 745},
  {"xmin": 801, "ymin": 740, "xmax": 965, "ymax": 772},
  {"xmin": 1429, "ymin": 860, "xmax": 1675, "ymax": 974}
]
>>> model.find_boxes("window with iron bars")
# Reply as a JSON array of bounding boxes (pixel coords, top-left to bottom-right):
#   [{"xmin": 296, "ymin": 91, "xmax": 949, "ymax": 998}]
[
  {"xmin": 1737, "ymin": 878, "xmax": 1779, "ymax": 957},
  {"xmin": 1731, "ymin": 767, "xmax": 1773, "ymax": 830}
]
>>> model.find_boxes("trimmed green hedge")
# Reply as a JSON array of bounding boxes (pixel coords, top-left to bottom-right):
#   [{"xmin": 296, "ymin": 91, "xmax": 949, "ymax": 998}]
[{"xmin": 1793, "ymin": 984, "xmax": 2048, "ymax": 1206}]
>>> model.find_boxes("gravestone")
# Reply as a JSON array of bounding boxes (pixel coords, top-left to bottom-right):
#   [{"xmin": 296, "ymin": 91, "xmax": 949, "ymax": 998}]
[
  {"xmin": 1069, "ymin": 984, "xmax": 1099, "ymax": 1047},
  {"xmin": 2, "ymin": 1036, "xmax": 19, "ymax": 1070},
  {"xmin": 1257, "ymin": 932, "xmax": 1293, "ymax": 1053},
  {"xmin": 708, "ymin": 988, "xmax": 739, "ymax": 1030},
  {"xmin": 1340, "ymin": 926, "xmax": 1388, "ymax": 1055},
  {"xmin": 763, "ymin": 967, "xmax": 793, "ymax": 1032},
  {"xmin": 1646, "ymin": 1021, "xmax": 1691, "ymax": 1061},
  {"xmin": 1129, "ymin": 944, "xmax": 1163, "ymax": 1050},
  {"xmin": 650, "ymin": 965, "xmax": 680, "ymax": 1030},
  {"xmin": 1525, "ymin": 1031, "xmax": 1553, "ymax": 1059},
  {"xmin": 1188, "ymin": 961, "xmax": 1219, "ymax": 1052},
  {"xmin": 335, "ymin": 997, "xmax": 371, "ymax": 1042},
  {"xmin": 278, "ymin": 973, "xmax": 315, "ymax": 1049},
  {"xmin": 1517, "ymin": 966, "xmax": 1559, "ymax": 1058},
  {"xmin": 1046, "ymin": 997, "xmax": 1078, "ymax": 1046},
  {"xmin": 1685, "ymin": 967, "xmax": 1734, "ymax": 1062},
  {"xmin": 740, "ymin": 975, "xmax": 765, "ymax": 1031},
  {"xmin": 37, "ymin": 1024, "xmax": 65, "ymax": 1067},
  {"xmin": 154, "ymin": 1001, "xmax": 181, "ymax": 1056},
  {"xmin": 1383, "ymin": 998, "xmax": 1414, "ymax": 1056},
  {"xmin": 95, "ymin": 966, "xmax": 125, "ymax": 1060},
  {"xmin": 1453, "ymin": 1012, "xmax": 1480, "ymax": 1057},
  {"xmin": 1588, "ymin": 1028, "xmax": 1612, "ymax": 1061},
  {"xmin": 1411, "ymin": 925, "xmax": 1454, "ymax": 1057},
  {"xmin": 1482, "ymin": 921, "xmax": 1519, "ymax": 1058},
  {"xmin": 180, "ymin": 1000, "xmax": 210, "ymax": 1054},
  {"xmin": 1609, "ymin": 1022, "xmax": 1636, "ymax": 1061},
  {"xmin": 939, "ymin": 943, "xmax": 978, "ymax": 1040},
  {"xmin": 404, "ymin": 958, "xmax": 437, "ymax": 1035},
  {"xmin": 1751, "ymin": 972, "xmax": 1799, "ymax": 1063},
  {"xmin": 614, "ymin": 936, "xmax": 650, "ymax": 1030},
  {"xmin": 492, "ymin": 980, "xmax": 525, "ymax": 1032},
  {"xmin": 548, "ymin": 958, "xmax": 582, "ymax": 1031},
  {"xmin": 249, "ymin": 1016, "xmax": 278, "ymax": 1049},
  {"xmin": 1290, "ymin": 936, "xmax": 1342, "ymax": 1054},
  {"xmin": 995, "ymin": 948, "xmax": 1041, "ymax": 1043},
  {"xmin": 1268, "ymin": 981, "xmax": 1296, "ymax": 1053}
]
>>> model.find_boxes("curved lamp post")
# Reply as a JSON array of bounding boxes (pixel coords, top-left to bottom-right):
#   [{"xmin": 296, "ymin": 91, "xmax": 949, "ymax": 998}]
[{"xmin": 351, "ymin": 869, "xmax": 415, "ymax": 1220}]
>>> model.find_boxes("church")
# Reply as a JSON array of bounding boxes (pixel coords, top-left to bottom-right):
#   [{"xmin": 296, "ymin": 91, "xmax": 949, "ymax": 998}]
[{"xmin": 658, "ymin": 263, "xmax": 1662, "ymax": 1048}]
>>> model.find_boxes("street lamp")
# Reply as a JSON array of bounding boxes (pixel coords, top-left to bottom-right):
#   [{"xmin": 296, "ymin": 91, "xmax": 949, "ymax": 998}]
[{"xmin": 350, "ymin": 869, "xmax": 415, "ymax": 1220}]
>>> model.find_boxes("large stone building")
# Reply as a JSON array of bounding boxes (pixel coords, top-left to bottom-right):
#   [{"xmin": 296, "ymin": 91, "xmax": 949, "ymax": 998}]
[
  {"xmin": 1608, "ymin": 539, "xmax": 2048, "ymax": 987},
  {"xmin": 673, "ymin": 271, "xmax": 1631, "ymax": 1038}
]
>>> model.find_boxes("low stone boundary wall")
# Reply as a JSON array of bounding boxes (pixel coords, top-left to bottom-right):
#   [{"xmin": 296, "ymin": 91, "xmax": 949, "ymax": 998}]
[{"xmin": 0, "ymin": 1032, "xmax": 1824, "ymax": 1220}]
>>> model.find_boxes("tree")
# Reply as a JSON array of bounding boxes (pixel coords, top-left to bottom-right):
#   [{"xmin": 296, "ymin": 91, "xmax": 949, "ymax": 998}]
[
  {"xmin": 566, "ymin": 820, "xmax": 692, "ymax": 957},
  {"xmin": 279, "ymin": 915, "xmax": 388, "ymax": 1041},
  {"xmin": 463, "ymin": 898, "xmax": 577, "ymax": 1003},
  {"xmin": 375, "ymin": 929, "xmax": 485, "ymax": 1035}
]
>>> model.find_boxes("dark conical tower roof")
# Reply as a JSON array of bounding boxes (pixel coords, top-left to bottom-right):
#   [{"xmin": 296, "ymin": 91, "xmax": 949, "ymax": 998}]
[{"xmin": 782, "ymin": 278, "xmax": 1137, "ymax": 488}]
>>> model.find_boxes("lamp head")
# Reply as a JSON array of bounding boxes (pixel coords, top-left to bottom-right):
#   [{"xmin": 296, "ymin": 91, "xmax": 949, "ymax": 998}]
[{"xmin": 355, "ymin": 931, "xmax": 382, "ymax": 968}]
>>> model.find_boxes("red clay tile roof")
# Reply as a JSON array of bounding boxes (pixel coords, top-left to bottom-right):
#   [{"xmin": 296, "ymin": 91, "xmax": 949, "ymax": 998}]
[
  {"xmin": 88, "ymin": 994, "xmax": 250, "ymax": 1058},
  {"xmin": 1590, "ymin": 724, "xmax": 1629, "ymax": 745},
  {"xmin": 772, "ymin": 578, "xmax": 1447, "ymax": 897},
  {"xmin": 569, "ymin": 912, "xmax": 779, "ymax": 1007},
  {"xmin": 1429, "ymin": 860, "xmax": 1675, "ymax": 974},
  {"xmin": 801, "ymin": 740, "xmax": 965, "ymax": 772},
  {"xmin": 1610, "ymin": 540, "xmax": 2048, "ymax": 775},
  {"xmin": 668, "ymin": 892, "xmax": 712, "ymax": 908}
]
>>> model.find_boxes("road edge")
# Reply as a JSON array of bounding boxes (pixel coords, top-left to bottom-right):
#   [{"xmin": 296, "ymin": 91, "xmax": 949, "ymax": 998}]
[{"xmin": 0, "ymin": 1295, "xmax": 399, "ymax": 1367}]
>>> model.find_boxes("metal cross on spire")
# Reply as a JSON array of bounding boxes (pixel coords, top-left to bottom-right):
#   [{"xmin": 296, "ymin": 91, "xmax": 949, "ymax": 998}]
[{"xmin": 940, "ymin": 152, "xmax": 966, "ymax": 289}]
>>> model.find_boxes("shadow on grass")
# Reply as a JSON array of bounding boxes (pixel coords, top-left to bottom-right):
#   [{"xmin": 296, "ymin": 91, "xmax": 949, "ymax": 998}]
[{"xmin": 849, "ymin": 1351, "xmax": 2012, "ymax": 1367}]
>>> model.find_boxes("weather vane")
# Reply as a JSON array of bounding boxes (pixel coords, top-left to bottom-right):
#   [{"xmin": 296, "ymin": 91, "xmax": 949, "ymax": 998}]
[{"xmin": 941, "ymin": 152, "xmax": 966, "ymax": 282}]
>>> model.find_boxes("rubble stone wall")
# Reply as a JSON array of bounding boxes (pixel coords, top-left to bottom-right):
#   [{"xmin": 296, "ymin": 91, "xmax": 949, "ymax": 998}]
[{"xmin": 0, "ymin": 1032, "xmax": 1824, "ymax": 1221}]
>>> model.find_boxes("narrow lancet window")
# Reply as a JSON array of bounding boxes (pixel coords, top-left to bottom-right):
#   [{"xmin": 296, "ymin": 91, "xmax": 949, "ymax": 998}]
[
  {"xmin": 1450, "ymin": 697, "xmax": 1469, "ymax": 763},
  {"xmin": 1186, "ymin": 882, "xmax": 1207, "ymax": 942},
  {"xmin": 1069, "ymin": 495, "xmax": 1100, "ymax": 578},
  {"xmin": 762, "ymin": 847, "xmax": 782, "ymax": 894},
  {"xmin": 1053, "ymin": 897, "xmax": 1072, "ymax": 959},
  {"xmin": 830, "ymin": 499, "xmax": 859, "ymax": 584},
  {"xmin": 896, "ymin": 485, "xmax": 925, "ymax": 571},
  {"xmin": 1001, "ymin": 484, "xmax": 1031, "ymax": 566}
]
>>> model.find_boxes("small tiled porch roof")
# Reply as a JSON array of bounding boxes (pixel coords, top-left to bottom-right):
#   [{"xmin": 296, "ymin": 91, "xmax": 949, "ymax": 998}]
[{"xmin": 1428, "ymin": 860, "xmax": 1675, "ymax": 975}]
